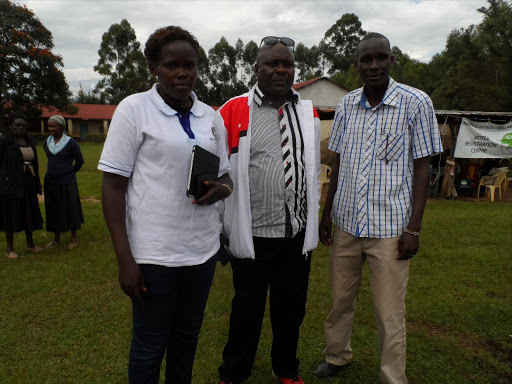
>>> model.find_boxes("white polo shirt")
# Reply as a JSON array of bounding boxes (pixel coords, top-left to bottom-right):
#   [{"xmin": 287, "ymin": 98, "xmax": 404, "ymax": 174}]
[{"xmin": 98, "ymin": 84, "xmax": 230, "ymax": 267}]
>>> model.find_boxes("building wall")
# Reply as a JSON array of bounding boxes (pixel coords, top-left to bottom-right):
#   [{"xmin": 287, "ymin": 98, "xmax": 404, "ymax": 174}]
[
  {"xmin": 296, "ymin": 79, "xmax": 348, "ymax": 108},
  {"xmin": 321, "ymin": 120, "xmax": 333, "ymax": 141},
  {"xmin": 68, "ymin": 119, "xmax": 108, "ymax": 139}
]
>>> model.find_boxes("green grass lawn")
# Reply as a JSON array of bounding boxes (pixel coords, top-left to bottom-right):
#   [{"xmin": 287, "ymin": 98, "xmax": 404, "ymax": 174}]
[{"xmin": 0, "ymin": 143, "xmax": 511, "ymax": 383}]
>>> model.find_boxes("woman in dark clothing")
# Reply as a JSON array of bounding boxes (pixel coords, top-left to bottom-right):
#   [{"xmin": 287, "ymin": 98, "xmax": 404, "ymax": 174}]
[
  {"xmin": 43, "ymin": 115, "xmax": 84, "ymax": 250},
  {"xmin": 0, "ymin": 114, "xmax": 43, "ymax": 259}
]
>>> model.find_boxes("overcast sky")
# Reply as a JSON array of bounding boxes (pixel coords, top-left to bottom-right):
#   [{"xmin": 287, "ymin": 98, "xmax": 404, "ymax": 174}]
[{"xmin": 22, "ymin": 0, "xmax": 489, "ymax": 94}]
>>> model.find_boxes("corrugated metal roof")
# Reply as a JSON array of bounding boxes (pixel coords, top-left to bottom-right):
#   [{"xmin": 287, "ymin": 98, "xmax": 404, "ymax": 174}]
[
  {"xmin": 435, "ymin": 110, "xmax": 512, "ymax": 118},
  {"xmin": 292, "ymin": 77, "xmax": 319, "ymax": 90},
  {"xmin": 292, "ymin": 76, "xmax": 349, "ymax": 91},
  {"xmin": 40, "ymin": 104, "xmax": 117, "ymax": 120}
]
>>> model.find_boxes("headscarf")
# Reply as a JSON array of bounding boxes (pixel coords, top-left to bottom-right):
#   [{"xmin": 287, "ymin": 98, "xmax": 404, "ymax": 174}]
[
  {"xmin": 48, "ymin": 115, "xmax": 66, "ymax": 128},
  {"xmin": 47, "ymin": 115, "xmax": 71, "ymax": 155}
]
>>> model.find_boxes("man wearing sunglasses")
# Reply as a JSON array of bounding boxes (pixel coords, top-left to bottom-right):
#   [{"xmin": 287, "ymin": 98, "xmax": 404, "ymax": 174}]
[
  {"xmin": 314, "ymin": 33, "xmax": 442, "ymax": 383},
  {"xmin": 217, "ymin": 36, "xmax": 321, "ymax": 384}
]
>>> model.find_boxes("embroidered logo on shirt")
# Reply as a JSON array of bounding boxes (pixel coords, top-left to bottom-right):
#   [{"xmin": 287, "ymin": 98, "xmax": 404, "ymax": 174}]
[{"xmin": 211, "ymin": 126, "xmax": 219, "ymax": 144}]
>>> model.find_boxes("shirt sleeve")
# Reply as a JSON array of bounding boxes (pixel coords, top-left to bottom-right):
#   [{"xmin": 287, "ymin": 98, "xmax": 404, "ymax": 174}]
[
  {"xmin": 98, "ymin": 98, "xmax": 140, "ymax": 178},
  {"xmin": 328, "ymin": 97, "xmax": 347, "ymax": 154},
  {"xmin": 214, "ymin": 112, "xmax": 231, "ymax": 177},
  {"xmin": 411, "ymin": 95, "xmax": 443, "ymax": 159}
]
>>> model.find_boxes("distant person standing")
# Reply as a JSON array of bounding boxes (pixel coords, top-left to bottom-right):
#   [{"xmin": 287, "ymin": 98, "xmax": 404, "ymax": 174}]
[
  {"xmin": 43, "ymin": 115, "xmax": 84, "ymax": 250},
  {"xmin": 443, "ymin": 158, "xmax": 458, "ymax": 199},
  {"xmin": 313, "ymin": 32, "xmax": 442, "ymax": 383},
  {"xmin": 0, "ymin": 114, "xmax": 43, "ymax": 259}
]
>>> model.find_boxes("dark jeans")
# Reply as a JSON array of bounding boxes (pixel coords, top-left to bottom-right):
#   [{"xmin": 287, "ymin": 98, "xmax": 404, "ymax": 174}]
[
  {"xmin": 219, "ymin": 231, "xmax": 311, "ymax": 383},
  {"xmin": 129, "ymin": 256, "xmax": 216, "ymax": 384}
]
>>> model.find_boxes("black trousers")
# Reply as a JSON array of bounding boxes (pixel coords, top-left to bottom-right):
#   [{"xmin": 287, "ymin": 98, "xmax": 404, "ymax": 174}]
[
  {"xmin": 129, "ymin": 257, "xmax": 216, "ymax": 384},
  {"xmin": 219, "ymin": 231, "xmax": 311, "ymax": 383}
]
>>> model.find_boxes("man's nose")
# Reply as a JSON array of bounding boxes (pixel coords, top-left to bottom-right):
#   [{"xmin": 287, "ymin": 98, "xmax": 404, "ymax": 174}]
[
  {"xmin": 369, "ymin": 58, "xmax": 379, "ymax": 69},
  {"xmin": 275, "ymin": 63, "xmax": 287, "ymax": 72}
]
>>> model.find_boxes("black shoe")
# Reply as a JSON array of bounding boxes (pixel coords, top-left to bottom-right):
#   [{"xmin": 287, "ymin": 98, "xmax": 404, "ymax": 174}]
[{"xmin": 312, "ymin": 361, "xmax": 345, "ymax": 378}]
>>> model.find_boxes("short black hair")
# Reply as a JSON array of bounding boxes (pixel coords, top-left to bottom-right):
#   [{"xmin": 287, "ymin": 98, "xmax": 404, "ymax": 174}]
[
  {"xmin": 4, "ymin": 113, "xmax": 31, "ymax": 139},
  {"xmin": 144, "ymin": 26, "xmax": 200, "ymax": 65},
  {"xmin": 357, "ymin": 32, "xmax": 391, "ymax": 58},
  {"xmin": 255, "ymin": 42, "xmax": 295, "ymax": 65}
]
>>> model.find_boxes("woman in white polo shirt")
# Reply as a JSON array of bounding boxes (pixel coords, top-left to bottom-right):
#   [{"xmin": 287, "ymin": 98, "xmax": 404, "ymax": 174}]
[{"xmin": 98, "ymin": 26, "xmax": 232, "ymax": 384}]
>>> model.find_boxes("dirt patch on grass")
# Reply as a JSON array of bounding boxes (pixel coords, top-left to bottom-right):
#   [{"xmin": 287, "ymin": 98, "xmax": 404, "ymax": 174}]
[
  {"xmin": 82, "ymin": 196, "xmax": 100, "ymax": 203},
  {"xmin": 38, "ymin": 195, "xmax": 100, "ymax": 204},
  {"xmin": 409, "ymin": 322, "xmax": 512, "ymax": 381}
]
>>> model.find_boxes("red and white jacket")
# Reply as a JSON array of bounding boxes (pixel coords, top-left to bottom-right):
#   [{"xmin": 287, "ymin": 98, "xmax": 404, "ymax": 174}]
[{"xmin": 219, "ymin": 86, "xmax": 321, "ymax": 259}]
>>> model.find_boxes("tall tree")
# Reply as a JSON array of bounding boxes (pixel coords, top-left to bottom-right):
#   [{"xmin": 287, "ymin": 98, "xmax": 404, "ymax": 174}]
[
  {"xmin": 477, "ymin": 0, "xmax": 512, "ymax": 109},
  {"xmin": 331, "ymin": 65, "xmax": 363, "ymax": 91},
  {"xmin": 0, "ymin": 0, "xmax": 73, "ymax": 121},
  {"xmin": 194, "ymin": 46, "xmax": 211, "ymax": 103},
  {"xmin": 93, "ymin": 19, "xmax": 152, "ymax": 104},
  {"xmin": 207, "ymin": 37, "xmax": 247, "ymax": 105},
  {"xmin": 73, "ymin": 82, "xmax": 103, "ymax": 104},
  {"xmin": 389, "ymin": 46, "xmax": 427, "ymax": 90},
  {"xmin": 427, "ymin": 0, "xmax": 512, "ymax": 111},
  {"xmin": 320, "ymin": 13, "xmax": 366, "ymax": 75},
  {"xmin": 233, "ymin": 38, "xmax": 259, "ymax": 88},
  {"xmin": 295, "ymin": 43, "xmax": 322, "ymax": 82},
  {"xmin": 429, "ymin": 25, "xmax": 502, "ymax": 111},
  {"xmin": 242, "ymin": 40, "xmax": 258, "ymax": 87}
]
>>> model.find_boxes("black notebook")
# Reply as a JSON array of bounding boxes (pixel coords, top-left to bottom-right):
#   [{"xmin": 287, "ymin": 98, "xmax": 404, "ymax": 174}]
[{"xmin": 187, "ymin": 145, "xmax": 220, "ymax": 199}]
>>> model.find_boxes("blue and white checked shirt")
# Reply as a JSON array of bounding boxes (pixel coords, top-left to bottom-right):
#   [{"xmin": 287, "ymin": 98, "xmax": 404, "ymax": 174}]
[{"xmin": 328, "ymin": 78, "xmax": 442, "ymax": 238}]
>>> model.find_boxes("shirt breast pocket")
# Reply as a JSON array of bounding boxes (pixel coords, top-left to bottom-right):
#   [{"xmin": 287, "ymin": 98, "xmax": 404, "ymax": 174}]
[{"xmin": 376, "ymin": 133, "xmax": 404, "ymax": 163}]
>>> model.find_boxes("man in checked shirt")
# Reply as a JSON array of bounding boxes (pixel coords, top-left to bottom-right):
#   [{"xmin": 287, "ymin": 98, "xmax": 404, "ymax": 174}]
[{"xmin": 313, "ymin": 32, "xmax": 442, "ymax": 384}]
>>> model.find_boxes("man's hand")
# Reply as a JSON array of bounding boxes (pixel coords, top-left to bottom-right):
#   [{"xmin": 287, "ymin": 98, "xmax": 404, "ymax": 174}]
[
  {"xmin": 398, "ymin": 156, "xmax": 429, "ymax": 260},
  {"xmin": 118, "ymin": 258, "xmax": 146, "ymax": 304},
  {"xmin": 319, "ymin": 154, "xmax": 339, "ymax": 247},
  {"xmin": 397, "ymin": 232, "xmax": 419, "ymax": 260},
  {"xmin": 319, "ymin": 213, "xmax": 334, "ymax": 246}
]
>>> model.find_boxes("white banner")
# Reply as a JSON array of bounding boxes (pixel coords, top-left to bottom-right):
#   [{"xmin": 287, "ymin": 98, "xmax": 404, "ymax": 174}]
[{"xmin": 454, "ymin": 118, "xmax": 512, "ymax": 158}]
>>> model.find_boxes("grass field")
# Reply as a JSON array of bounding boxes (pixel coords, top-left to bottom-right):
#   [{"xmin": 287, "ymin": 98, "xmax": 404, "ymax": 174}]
[{"xmin": 0, "ymin": 143, "xmax": 511, "ymax": 383}]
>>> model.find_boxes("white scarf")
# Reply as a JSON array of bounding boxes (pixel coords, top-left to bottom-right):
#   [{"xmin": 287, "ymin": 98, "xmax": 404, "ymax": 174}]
[{"xmin": 47, "ymin": 134, "xmax": 71, "ymax": 155}]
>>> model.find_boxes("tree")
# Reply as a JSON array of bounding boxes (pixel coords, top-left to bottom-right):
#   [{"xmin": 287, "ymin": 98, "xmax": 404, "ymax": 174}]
[
  {"xmin": 476, "ymin": 0, "xmax": 512, "ymax": 109},
  {"xmin": 242, "ymin": 40, "xmax": 258, "ymax": 87},
  {"xmin": 93, "ymin": 19, "xmax": 152, "ymax": 105},
  {"xmin": 73, "ymin": 82, "xmax": 103, "ymax": 104},
  {"xmin": 429, "ymin": 25, "xmax": 503, "ymax": 111},
  {"xmin": 295, "ymin": 43, "xmax": 322, "ymax": 82},
  {"xmin": 193, "ymin": 46, "xmax": 211, "ymax": 103},
  {"xmin": 425, "ymin": 0, "xmax": 512, "ymax": 111},
  {"xmin": 207, "ymin": 37, "xmax": 248, "ymax": 105},
  {"xmin": 320, "ymin": 13, "xmax": 366, "ymax": 75},
  {"xmin": 429, "ymin": 27, "xmax": 484, "ymax": 110},
  {"xmin": 0, "ymin": 0, "xmax": 73, "ymax": 121},
  {"xmin": 389, "ymin": 46, "xmax": 427, "ymax": 90},
  {"xmin": 331, "ymin": 65, "xmax": 363, "ymax": 91}
]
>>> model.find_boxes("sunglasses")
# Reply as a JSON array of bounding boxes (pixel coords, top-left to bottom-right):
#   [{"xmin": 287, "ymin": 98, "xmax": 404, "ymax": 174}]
[{"xmin": 259, "ymin": 36, "xmax": 295, "ymax": 52}]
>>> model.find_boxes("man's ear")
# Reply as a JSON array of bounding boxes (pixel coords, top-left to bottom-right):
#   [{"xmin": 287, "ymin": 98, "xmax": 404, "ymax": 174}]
[
  {"xmin": 254, "ymin": 63, "xmax": 259, "ymax": 77},
  {"xmin": 353, "ymin": 60, "xmax": 358, "ymax": 71},
  {"xmin": 390, "ymin": 54, "xmax": 395, "ymax": 66}
]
